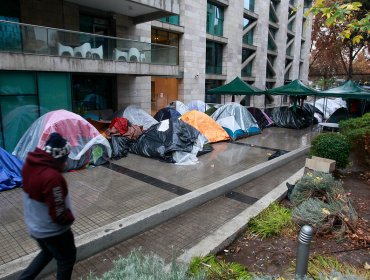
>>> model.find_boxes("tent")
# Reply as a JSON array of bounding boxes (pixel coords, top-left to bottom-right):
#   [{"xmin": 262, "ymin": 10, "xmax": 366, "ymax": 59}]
[
  {"xmin": 0, "ymin": 147, "xmax": 23, "ymax": 191},
  {"xmin": 319, "ymin": 80, "xmax": 370, "ymax": 99},
  {"xmin": 114, "ymin": 105, "xmax": 158, "ymax": 130},
  {"xmin": 180, "ymin": 110, "xmax": 230, "ymax": 143},
  {"xmin": 308, "ymin": 98, "xmax": 347, "ymax": 120},
  {"xmin": 211, "ymin": 103, "xmax": 261, "ymax": 140},
  {"xmin": 266, "ymin": 79, "xmax": 319, "ymax": 96},
  {"xmin": 247, "ymin": 107, "xmax": 274, "ymax": 129},
  {"xmin": 269, "ymin": 107, "xmax": 309, "ymax": 129},
  {"xmin": 207, "ymin": 76, "xmax": 263, "ymax": 101},
  {"xmin": 154, "ymin": 107, "xmax": 181, "ymax": 122},
  {"xmin": 187, "ymin": 100, "xmax": 210, "ymax": 112},
  {"xmin": 169, "ymin": 100, "xmax": 189, "ymax": 115},
  {"xmin": 129, "ymin": 118, "xmax": 200, "ymax": 163},
  {"xmin": 13, "ymin": 109, "xmax": 111, "ymax": 170}
]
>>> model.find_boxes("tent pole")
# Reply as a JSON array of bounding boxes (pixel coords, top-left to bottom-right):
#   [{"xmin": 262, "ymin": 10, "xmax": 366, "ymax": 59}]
[{"xmin": 312, "ymin": 95, "xmax": 316, "ymax": 131}]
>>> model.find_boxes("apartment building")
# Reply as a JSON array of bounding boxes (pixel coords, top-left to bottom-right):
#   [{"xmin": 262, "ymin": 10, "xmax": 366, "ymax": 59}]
[{"xmin": 0, "ymin": 0, "xmax": 312, "ymax": 151}]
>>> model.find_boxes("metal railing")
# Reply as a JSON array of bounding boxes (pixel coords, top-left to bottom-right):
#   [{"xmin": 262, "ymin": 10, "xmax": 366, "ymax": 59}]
[{"xmin": 0, "ymin": 20, "xmax": 178, "ymax": 65}]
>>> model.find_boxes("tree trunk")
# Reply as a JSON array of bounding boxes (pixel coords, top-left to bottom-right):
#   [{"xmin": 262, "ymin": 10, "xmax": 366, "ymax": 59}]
[{"xmin": 348, "ymin": 45, "xmax": 353, "ymax": 80}]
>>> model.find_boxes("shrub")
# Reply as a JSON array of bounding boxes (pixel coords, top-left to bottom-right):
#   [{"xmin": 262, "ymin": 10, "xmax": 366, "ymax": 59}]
[
  {"xmin": 339, "ymin": 113, "xmax": 370, "ymax": 167},
  {"xmin": 290, "ymin": 171, "xmax": 339, "ymax": 206},
  {"xmin": 247, "ymin": 203, "xmax": 294, "ymax": 239},
  {"xmin": 309, "ymin": 132, "xmax": 350, "ymax": 168}
]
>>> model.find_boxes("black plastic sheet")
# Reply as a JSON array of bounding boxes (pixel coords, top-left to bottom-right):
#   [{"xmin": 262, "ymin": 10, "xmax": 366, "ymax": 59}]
[
  {"xmin": 130, "ymin": 118, "xmax": 200, "ymax": 163},
  {"xmin": 270, "ymin": 107, "xmax": 307, "ymax": 129},
  {"xmin": 109, "ymin": 136, "xmax": 132, "ymax": 159}
]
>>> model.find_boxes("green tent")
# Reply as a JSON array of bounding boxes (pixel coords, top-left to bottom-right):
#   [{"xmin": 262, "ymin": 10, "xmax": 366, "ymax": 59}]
[
  {"xmin": 266, "ymin": 79, "xmax": 319, "ymax": 96},
  {"xmin": 318, "ymin": 80, "xmax": 370, "ymax": 99},
  {"xmin": 207, "ymin": 76, "xmax": 263, "ymax": 95}
]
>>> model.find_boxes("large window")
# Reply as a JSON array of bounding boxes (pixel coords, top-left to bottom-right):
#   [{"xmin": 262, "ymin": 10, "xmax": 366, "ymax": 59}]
[
  {"xmin": 243, "ymin": 17, "xmax": 255, "ymax": 45},
  {"xmin": 242, "ymin": 48, "xmax": 254, "ymax": 77},
  {"xmin": 207, "ymin": 3, "xmax": 224, "ymax": 36},
  {"xmin": 244, "ymin": 0, "xmax": 255, "ymax": 12},
  {"xmin": 206, "ymin": 41, "xmax": 223, "ymax": 74},
  {"xmin": 151, "ymin": 29, "xmax": 179, "ymax": 65},
  {"xmin": 0, "ymin": 71, "xmax": 71, "ymax": 152}
]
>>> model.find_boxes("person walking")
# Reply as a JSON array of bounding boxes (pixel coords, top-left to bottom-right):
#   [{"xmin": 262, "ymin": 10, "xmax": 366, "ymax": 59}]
[{"xmin": 19, "ymin": 132, "xmax": 76, "ymax": 280}]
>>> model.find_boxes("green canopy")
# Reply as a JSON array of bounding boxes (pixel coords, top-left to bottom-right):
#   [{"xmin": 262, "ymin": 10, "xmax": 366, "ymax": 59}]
[
  {"xmin": 318, "ymin": 80, "xmax": 370, "ymax": 99},
  {"xmin": 266, "ymin": 79, "xmax": 319, "ymax": 96},
  {"xmin": 207, "ymin": 76, "xmax": 263, "ymax": 95}
]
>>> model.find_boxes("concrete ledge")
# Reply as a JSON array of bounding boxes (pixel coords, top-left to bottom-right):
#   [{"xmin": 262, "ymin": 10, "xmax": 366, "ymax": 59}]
[
  {"xmin": 0, "ymin": 145, "xmax": 309, "ymax": 280},
  {"xmin": 176, "ymin": 167, "xmax": 305, "ymax": 263}
]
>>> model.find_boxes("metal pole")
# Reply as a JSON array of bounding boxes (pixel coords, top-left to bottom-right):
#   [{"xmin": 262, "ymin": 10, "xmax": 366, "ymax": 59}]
[{"xmin": 295, "ymin": 225, "xmax": 314, "ymax": 279}]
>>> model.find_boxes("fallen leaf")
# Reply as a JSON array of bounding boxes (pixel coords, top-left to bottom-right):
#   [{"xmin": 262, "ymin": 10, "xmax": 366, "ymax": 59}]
[{"xmin": 364, "ymin": 262, "xmax": 370, "ymax": 270}]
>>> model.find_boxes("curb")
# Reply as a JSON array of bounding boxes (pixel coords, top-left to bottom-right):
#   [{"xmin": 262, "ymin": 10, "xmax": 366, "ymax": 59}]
[
  {"xmin": 177, "ymin": 167, "xmax": 305, "ymax": 264},
  {"xmin": 0, "ymin": 146, "xmax": 309, "ymax": 280}
]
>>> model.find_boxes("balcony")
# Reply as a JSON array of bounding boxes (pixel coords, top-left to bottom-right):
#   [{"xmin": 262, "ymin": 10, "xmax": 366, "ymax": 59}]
[{"xmin": 0, "ymin": 20, "xmax": 179, "ymax": 76}]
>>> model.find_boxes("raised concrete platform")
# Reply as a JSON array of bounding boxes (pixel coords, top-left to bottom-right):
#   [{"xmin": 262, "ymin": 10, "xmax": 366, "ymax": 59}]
[{"xmin": 0, "ymin": 127, "xmax": 315, "ymax": 279}]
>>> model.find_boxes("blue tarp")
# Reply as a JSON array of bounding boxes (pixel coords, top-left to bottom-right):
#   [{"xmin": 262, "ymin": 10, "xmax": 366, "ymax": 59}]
[{"xmin": 0, "ymin": 147, "xmax": 23, "ymax": 191}]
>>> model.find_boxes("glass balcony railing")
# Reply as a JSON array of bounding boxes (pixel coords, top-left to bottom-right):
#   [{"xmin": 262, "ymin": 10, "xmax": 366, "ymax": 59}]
[{"xmin": 0, "ymin": 20, "xmax": 178, "ymax": 65}]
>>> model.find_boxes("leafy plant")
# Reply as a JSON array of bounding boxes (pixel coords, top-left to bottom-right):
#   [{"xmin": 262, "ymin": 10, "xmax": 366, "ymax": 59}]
[
  {"xmin": 290, "ymin": 171, "xmax": 339, "ymax": 206},
  {"xmin": 247, "ymin": 203, "xmax": 294, "ymax": 239},
  {"xmin": 309, "ymin": 133, "xmax": 351, "ymax": 168},
  {"xmin": 82, "ymin": 249, "xmax": 206, "ymax": 280},
  {"xmin": 339, "ymin": 113, "xmax": 370, "ymax": 167},
  {"xmin": 188, "ymin": 255, "xmax": 253, "ymax": 280}
]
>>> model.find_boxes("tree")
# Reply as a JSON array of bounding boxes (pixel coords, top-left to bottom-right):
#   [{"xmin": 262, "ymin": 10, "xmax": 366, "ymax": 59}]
[{"xmin": 307, "ymin": 0, "xmax": 370, "ymax": 80}]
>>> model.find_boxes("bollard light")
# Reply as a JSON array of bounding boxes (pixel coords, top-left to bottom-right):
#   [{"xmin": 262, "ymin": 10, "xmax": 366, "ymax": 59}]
[{"xmin": 295, "ymin": 225, "xmax": 314, "ymax": 279}]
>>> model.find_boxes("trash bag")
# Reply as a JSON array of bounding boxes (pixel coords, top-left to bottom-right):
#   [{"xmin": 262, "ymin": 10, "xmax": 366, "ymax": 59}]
[
  {"xmin": 268, "ymin": 150, "xmax": 288, "ymax": 160},
  {"xmin": 110, "ymin": 136, "xmax": 132, "ymax": 159},
  {"xmin": 286, "ymin": 182, "xmax": 295, "ymax": 200}
]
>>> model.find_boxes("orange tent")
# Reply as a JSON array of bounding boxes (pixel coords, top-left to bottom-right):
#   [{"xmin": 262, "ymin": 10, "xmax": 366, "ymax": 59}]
[{"xmin": 180, "ymin": 110, "xmax": 230, "ymax": 143}]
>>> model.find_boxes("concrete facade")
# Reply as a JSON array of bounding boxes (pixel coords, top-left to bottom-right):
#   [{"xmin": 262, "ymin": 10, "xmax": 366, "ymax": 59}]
[{"xmin": 0, "ymin": 0, "xmax": 312, "ymax": 123}]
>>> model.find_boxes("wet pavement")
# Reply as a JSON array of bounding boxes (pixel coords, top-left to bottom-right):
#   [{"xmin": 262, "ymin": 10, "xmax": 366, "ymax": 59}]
[{"xmin": 0, "ymin": 126, "xmax": 318, "ymax": 279}]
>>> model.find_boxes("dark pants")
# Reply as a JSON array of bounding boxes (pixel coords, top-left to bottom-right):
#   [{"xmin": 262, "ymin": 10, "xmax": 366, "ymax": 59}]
[{"xmin": 19, "ymin": 229, "xmax": 76, "ymax": 280}]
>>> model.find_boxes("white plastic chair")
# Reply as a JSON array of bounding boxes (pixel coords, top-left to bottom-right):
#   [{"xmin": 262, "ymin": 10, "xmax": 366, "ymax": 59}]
[
  {"xmin": 128, "ymin": 47, "xmax": 140, "ymax": 62},
  {"xmin": 57, "ymin": 42, "xmax": 74, "ymax": 57},
  {"xmin": 140, "ymin": 52, "xmax": 146, "ymax": 62},
  {"xmin": 73, "ymin": 42, "xmax": 91, "ymax": 58},
  {"xmin": 113, "ymin": 48, "xmax": 128, "ymax": 61},
  {"xmin": 91, "ymin": 45, "xmax": 103, "ymax": 59}
]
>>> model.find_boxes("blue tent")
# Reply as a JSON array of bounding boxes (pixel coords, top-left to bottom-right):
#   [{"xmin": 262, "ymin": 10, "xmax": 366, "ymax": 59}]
[
  {"xmin": 0, "ymin": 147, "xmax": 23, "ymax": 191},
  {"xmin": 154, "ymin": 107, "xmax": 181, "ymax": 122}
]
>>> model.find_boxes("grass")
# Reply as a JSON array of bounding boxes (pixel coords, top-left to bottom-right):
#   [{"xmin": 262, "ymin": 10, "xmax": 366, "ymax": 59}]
[{"xmin": 247, "ymin": 202, "xmax": 295, "ymax": 239}]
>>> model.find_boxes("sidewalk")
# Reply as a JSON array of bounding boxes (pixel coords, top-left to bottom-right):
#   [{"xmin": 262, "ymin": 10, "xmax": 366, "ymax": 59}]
[{"xmin": 0, "ymin": 127, "xmax": 317, "ymax": 279}]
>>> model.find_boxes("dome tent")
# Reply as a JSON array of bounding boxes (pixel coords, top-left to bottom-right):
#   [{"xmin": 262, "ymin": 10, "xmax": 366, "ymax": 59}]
[
  {"xmin": 187, "ymin": 100, "xmax": 210, "ymax": 112},
  {"xmin": 13, "ymin": 109, "xmax": 111, "ymax": 170},
  {"xmin": 154, "ymin": 107, "xmax": 181, "ymax": 122},
  {"xmin": 211, "ymin": 103, "xmax": 261, "ymax": 140},
  {"xmin": 114, "ymin": 105, "xmax": 158, "ymax": 130}
]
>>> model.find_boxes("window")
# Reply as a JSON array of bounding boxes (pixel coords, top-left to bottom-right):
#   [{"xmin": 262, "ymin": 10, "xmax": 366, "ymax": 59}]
[
  {"xmin": 269, "ymin": 1, "xmax": 279, "ymax": 23},
  {"xmin": 243, "ymin": 17, "xmax": 255, "ymax": 45},
  {"xmin": 244, "ymin": 0, "xmax": 255, "ymax": 12},
  {"xmin": 268, "ymin": 28, "xmax": 277, "ymax": 51},
  {"xmin": 242, "ymin": 48, "xmax": 254, "ymax": 77},
  {"xmin": 159, "ymin": 15, "xmax": 180, "ymax": 26},
  {"xmin": 207, "ymin": 3, "xmax": 224, "ymax": 36},
  {"xmin": 206, "ymin": 41, "xmax": 223, "ymax": 74},
  {"xmin": 151, "ymin": 29, "xmax": 179, "ymax": 65},
  {"xmin": 205, "ymin": 80, "xmax": 222, "ymax": 104}
]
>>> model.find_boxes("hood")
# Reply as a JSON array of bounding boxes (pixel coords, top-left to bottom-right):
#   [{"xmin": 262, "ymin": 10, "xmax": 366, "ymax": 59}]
[{"xmin": 25, "ymin": 148, "xmax": 65, "ymax": 171}]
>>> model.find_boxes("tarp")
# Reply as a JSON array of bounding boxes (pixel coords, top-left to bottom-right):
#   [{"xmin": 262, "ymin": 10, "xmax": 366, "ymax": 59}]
[
  {"xmin": 13, "ymin": 109, "xmax": 111, "ymax": 171},
  {"xmin": 319, "ymin": 80, "xmax": 370, "ymax": 99},
  {"xmin": 187, "ymin": 100, "xmax": 210, "ymax": 112},
  {"xmin": 180, "ymin": 110, "xmax": 230, "ymax": 143},
  {"xmin": 211, "ymin": 103, "xmax": 261, "ymax": 140},
  {"xmin": 266, "ymin": 79, "xmax": 319, "ymax": 96},
  {"xmin": 0, "ymin": 147, "xmax": 23, "ymax": 191},
  {"xmin": 114, "ymin": 105, "xmax": 158, "ymax": 130},
  {"xmin": 247, "ymin": 107, "xmax": 274, "ymax": 129},
  {"xmin": 169, "ymin": 101, "xmax": 189, "ymax": 115},
  {"xmin": 130, "ymin": 118, "xmax": 200, "ymax": 163},
  {"xmin": 208, "ymin": 76, "xmax": 263, "ymax": 95},
  {"xmin": 269, "ymin": 107, "xmax": 308, "ymax": 129},
  {"xmin": 154, "ymin": 107, "xmax": 181, "ymax": 122}
]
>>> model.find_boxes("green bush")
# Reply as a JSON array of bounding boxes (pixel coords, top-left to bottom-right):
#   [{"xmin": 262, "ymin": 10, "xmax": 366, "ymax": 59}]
[
  {"xmin": 309, "ymin": 133, "xmax": 350, "ymax": 168},
  {"xmin": 339, "ymin": 113, "xmax": 370, "ymax": 167},
  {"xmin": 247, "ymin": 203, "xmax": 293, "ymax": 239}
]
